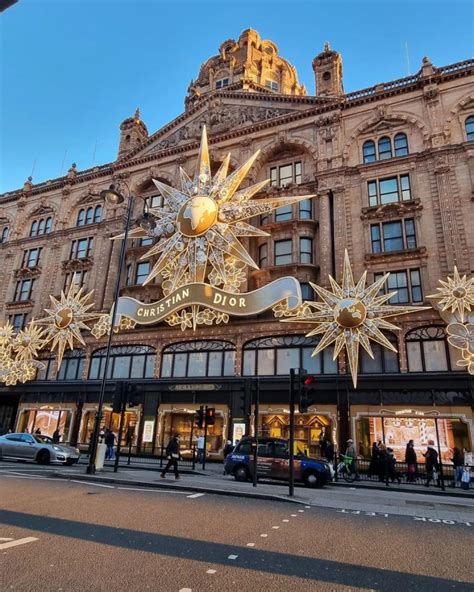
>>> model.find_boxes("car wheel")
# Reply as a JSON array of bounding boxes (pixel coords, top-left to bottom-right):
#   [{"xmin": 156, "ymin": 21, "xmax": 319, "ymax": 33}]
[
  {"xmin": 234, "ymin": 465, "xmax": 250, "ymax": 482},
  {"xmin": 36, "ymin": 449, "xmax": 50, "ymax": 465},
  {"xmin": 303, "ymin": 471, "xmax": 325, "ymax": 488}
]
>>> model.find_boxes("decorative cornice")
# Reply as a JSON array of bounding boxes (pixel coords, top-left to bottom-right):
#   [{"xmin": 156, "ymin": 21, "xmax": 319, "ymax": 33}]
[
  {"xmin": 360, "ymin": 199, "xmax": 423, "ymax": 221},
  {"xmin": 364, "ymin": 246, "xmax": 428, "ymax": 265}
]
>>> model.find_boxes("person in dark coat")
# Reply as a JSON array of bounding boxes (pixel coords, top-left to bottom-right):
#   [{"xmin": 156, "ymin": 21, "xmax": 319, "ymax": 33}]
[
  {"xmin": 104, "ymin": 429, "xmax": 116, "ymax": 460},
  {"xmin": 384, "ymin": 448, "xmax": 401, "ymax": 486},
  {"xmin": 423, "ymin": 443, "xmax": 439, "ymax": 487},
  {"xmin": 52, "ymin": 429, "xmax": 61, "ymax": 444},
  {"xmin": 324, "ymin": 440, "xmax": 335, "ymax": 465},
  {"xmin": 451, "ymin": 447, "xmax": 464, "ymax": 487},
  {"xmin": 161, "ymin": 434, "xmax": 181, "ymax": 479},
  {"xmin": 405, "ymin": 439, "xmax": 417, "ymax": 482},
  {"xmin": 369, "ymin": 442, "xmax": 379, "ymax": 476},
  {"xmin": 377, "ymin": 443, "xmax": 387, "ymax": 482},
  {"xmin": 223, "ymin": 440, "xmax": 234, "ymax": 459}
]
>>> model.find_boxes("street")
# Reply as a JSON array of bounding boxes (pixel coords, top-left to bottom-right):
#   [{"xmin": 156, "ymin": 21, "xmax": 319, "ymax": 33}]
[{"xmin": 1, "ymin": 468, "xmax": 473, "ymax": 591}]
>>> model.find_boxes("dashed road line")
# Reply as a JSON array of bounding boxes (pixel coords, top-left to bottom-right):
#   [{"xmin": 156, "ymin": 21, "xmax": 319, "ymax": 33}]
[
  {"xmin": 228, "ymin": 554, "xmax": 238, "ymax": 560},
  {"xmin": 206, "ymin": 569, "xmax": 216, "ymax": 574},
  {"xmin": 74, "ymin": 481, "xmax": 115, "ymax": 488},
  {"xmin": 179, "ymin": 588, "xmax": 192, "ymax": 592},
  {"xmin": 187, "ymin": 493, "xmax": 205, "ymax": 498},
  {"xmin": 282, "ymin": 519, "xmax": 289, "ymax": 522},
  {"xmin": 0, "ymin": 537, "xmax": 38, "ymax": 550},
  {"xmin": 260, "ymin": 533, "xmax": 268, "ymax": 538},
  {"xmin": 272, "ymin": 526, "xmax": 279, "ymax": 529},
  {"xmin": 290, "ymin": 514, "xmax": 297, "ymax": 517},
  {"xmin": 246, "ymin": 543, "xmax": 255, "ymax": 547},
  {"xmin": 0, "ymin": 538, "xmax": 13, "ymax": 542},
  {"xmin": 116, "ymin": 487, "xmax": 188, "ymax": 494}
]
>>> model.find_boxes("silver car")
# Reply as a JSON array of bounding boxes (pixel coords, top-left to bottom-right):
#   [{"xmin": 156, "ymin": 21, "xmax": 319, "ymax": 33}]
[{"xmin": 0, "ymin": 433, "xmax": 80, "ymax": 465}]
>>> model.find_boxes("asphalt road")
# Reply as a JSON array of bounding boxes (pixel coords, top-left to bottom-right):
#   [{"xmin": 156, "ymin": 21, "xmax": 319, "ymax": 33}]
[{"xmin": 1, "ymin": 475, "xmax": 473, "ymax": 592}]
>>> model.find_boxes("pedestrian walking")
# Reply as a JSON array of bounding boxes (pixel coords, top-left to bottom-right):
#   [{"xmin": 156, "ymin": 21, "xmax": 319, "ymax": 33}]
[
  {"xmin": 423, "ymin": 442, "xmax": 439, "ymax": 487},
  {"xmin": 104, "ymin": 428, "xmax": 116, "ymax": 460},
  {"xmin": 369, "ymin": 442, "xmax": 379, "ymax": 476},
  {"xmin": 345, "ymin": 438, "xmax": 359, "ymax": 480},
  {"xmin": 405, "ymin": 439, "xmax": 418, "ymax": 483},
  {"xmin": 161, "ymin": 434, "xmax": 181, "ymax": 479},
  {"xmin": 223, "ymin": 440, "xmax": 234, "ymax": 459},
  {"xmin": 52, "ymin": 429, "xmax": 61, "ymax": 444},
  {"xmin": 197, "ymin": 433, "xmax": 205, "ymax": 463},
  {"xmin": 324, "ymin": 439, "xmax": 335, "ymax": 466},
  {"xmin": 377, "ymin": 442, "xmax": 387, "ymax": 482},
  {"xmin": 384, "ymin": 447, "xmax": 401, "ymax": 486},
  {"xmin": 450, "ymin": 447, "xmax": 464, "ymax": 487}
]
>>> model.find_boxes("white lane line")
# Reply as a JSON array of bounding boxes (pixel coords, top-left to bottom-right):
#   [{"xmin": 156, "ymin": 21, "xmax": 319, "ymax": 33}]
[
  {"xmin": 282, "ymin": 519, "xmax": 289, "ymax": 522},
  {"xmin": 305, "ymin": 505, "xmax": 311, "ymax": 509},
  {"xmin": 187, "ymin": 493, "xmax": 205, "ymax": 498},
  {"xmin": 272, "ymin": 526, "xmax": 279, "ymax": 529},
  {"xmin": 228, "ymin": 554, "xmax": 238, "ymax": 560},
  {"xmin": 290, "ymin": 514, "xmax": 297, "ymax": 517},
  {"xmin": 206, "ymin": 569, "xmax": 216, "ymax": 574},
  {"xmin": 74, "ymin": 481, "xmax": 115, "ymax": 489},
  {"xmin": 2, "ymin": 475, "xmax": 50, "ymax": 481},
  {"xmin": 298, "ymin": 510, "xmax": 304, "ymax": 513},
  {"xmin": 0, "ymin": 538, "xmax": 13, "ymax": 542},
  {"xmin": 116, "ymin": 487, "xmax": 188, "ymax": 494},
  {"xmin": 179, "ymin": 589, "xmax": 192, "ymax": 592},
  {"xmin": 260, "ymin": 534, "xmax": 268, "ymax": 538},
  {"xmin": 0, "ymin": 537, "xmax": 38, "ymax": 550},
  {"xmin": 246, "ymin": 543, "xmax": 255, "ymax": 547}
]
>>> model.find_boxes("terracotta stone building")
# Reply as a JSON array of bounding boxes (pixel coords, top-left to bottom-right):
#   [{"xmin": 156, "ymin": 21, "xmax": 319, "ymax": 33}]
[{"xmin": 1, "ymin": 29, "xmax": 473, "ymax": 461}]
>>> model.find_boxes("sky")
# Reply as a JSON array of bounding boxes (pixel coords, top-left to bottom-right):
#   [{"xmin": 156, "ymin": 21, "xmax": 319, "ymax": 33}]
[{"xmin": 0, "ymin": 0, "xmax": 472, "ymax": 193}]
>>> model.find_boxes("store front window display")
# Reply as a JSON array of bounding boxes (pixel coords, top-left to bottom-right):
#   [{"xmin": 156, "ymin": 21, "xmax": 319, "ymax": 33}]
[
  {"xmin": 356, "ymin": 415, "xmax": 471, "ymax": 463},
  {"xmin": 18, "ymin": 408, "xmax": 72, "ymax": 441},
  {"xmin": 259, "ymin": 412, "xmax": 333, "ymax": 458},
  {"xmin": 79, "ymin": 409, "xmax": 139, "ymax": 448}
]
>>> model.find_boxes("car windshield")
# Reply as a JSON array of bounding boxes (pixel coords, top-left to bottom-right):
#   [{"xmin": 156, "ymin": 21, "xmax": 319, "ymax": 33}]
[{"xmin": 34, "ymin": 435, "xmax": 53, "ymax": 444}]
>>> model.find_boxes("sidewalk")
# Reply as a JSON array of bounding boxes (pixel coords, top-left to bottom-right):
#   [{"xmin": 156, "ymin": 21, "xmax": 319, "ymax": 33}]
[{"xmin": 50, "ymin": 462, "xmax": 474, "ymax": 523}]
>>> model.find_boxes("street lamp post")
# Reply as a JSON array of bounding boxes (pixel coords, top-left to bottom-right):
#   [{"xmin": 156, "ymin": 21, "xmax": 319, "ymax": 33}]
[{"xmin": 86, "ymin": 184, "xmax": 156, "ymax": 475}]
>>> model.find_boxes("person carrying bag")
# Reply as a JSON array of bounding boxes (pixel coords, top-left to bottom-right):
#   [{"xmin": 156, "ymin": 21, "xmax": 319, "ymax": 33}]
[{"xmin": 160, "ymin": 433, "xmax": 181, "ymax": 480}]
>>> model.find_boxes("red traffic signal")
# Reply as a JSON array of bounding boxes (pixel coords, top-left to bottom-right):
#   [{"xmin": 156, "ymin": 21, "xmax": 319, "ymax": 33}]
[{"xmin": 206, "ymin": 407, "xmax": 216, "ymax": 426}]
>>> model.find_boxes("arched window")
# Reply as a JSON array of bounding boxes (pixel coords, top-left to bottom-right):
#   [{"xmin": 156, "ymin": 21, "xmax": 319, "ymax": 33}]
[
  {"xmin": 465, "ymin": 115, "xmax": 474, "ymax": 142},
  {"xmin": 359, "ymin": 334, "xmax": 399, "ymax": 373},
  {"xmin": 94, "ymin": 205, "xmax": 102, "ymax": 223},
  {"xmin": 362, "ymin": 140, "xmax": 376, "ymax": 163},
  {"xmin": 394, "ymin": 133, "xmax": 409, "ymax": 157},
  {"xmin": 243, "ymin": 335, "xmax": 337, "ymax": 376},
  {"xmin": 77, "ymin": 209, "xmax": 85, "ymax": 226},
  {"xmin": 406, "ymin": 326, "xmax": 460, "ymax": 372},
  {"xmin": 30, "ymin": 220, "xmax": 38, "ymax": 237},
  {"xmin": 45, "ymin": 217, "xmax": 53, "ymax": 233},
  {"xmin": 85, "ymin": 207, "xmax": 94, "ymax": 225},
  {"xmin": 0, "ymin": 226, "xmax": 9, "ymax": 243},
  {"xmin": 378, "ymin": 136, "xmax": 392, "ymax": 160},
  {"xmin": 57, "ymin": 349, "xmax": 85, "ymax": 380},
  {"xmin": 161, "ymin": 341, "xmax": 236, "ymax": 378},
  {"xmin": 89, "ymin": 345, "xmax": 156, "ymax": 379},
  {"xmin": 37, "ymin": 219, "xmax": 45, "ymax": 235}
]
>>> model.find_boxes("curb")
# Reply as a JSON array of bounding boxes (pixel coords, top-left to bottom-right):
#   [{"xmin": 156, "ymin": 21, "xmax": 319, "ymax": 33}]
[
  {"xmin": 51, "ymin": 472, "xmax": 307, "ymax": 505},
  {"xmin": 331, "ymin": 479, "xmax": 474, "ymax": 499}
]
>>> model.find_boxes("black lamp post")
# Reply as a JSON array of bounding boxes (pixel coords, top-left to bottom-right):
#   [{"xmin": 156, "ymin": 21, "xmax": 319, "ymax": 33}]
[{"xmin": 86, "ymin": 184, "xmax": 154, "ymax": 474}]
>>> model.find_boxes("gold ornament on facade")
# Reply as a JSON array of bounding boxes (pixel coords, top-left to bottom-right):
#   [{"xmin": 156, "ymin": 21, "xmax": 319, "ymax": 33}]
[
  {"xmin": 446, "ymin": 322, "xmax": 474, "ymax": 375},
  {"xmin": 282, "ymin": 250, "xmax": 431, "ymax": 388},
  {"xmin": 113, "ymin": 126, "xmax": 313, "ymax": 330},
  {"xmin": 427, "ymin": 266, "xmax": 474, "ymax": 322},
  {"xmin": 0, "ymin": 322, "xmax": 46, "ymax": 386},
  {"xmin": 33, "ymin": 284, "xmax": 103, "ymax": 371}
]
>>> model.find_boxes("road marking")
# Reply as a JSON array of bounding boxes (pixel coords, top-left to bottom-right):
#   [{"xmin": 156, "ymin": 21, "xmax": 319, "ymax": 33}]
[
  {"xmin": 187, "ymin": 493, "xmax": 205, "ymax": 498},
  {"xmin": 246, "ymin": 543, "xmax": 255, "ymax": 547},
  {"xmin": 290, "ymin": 514, "xmax": 297, "ymax": 517},
  {"xmin": 74, "ymin": 481, "xmax": 115, "ymax": 488},
  {"xmin": 282, "ymin": 519, "xmax": 289, "ymax": 522},
  {"xmin": 305, "ymin": 505, "xmax": 311, "ymax": 509},
  {"xmin": 2, "ymin": 474, "xmax": 49, "ymax": 480},
  {"xmin": 116, "ymin": 487, "xmax": 188, "ymax": 494},
  {"xmin": 206, "ymin": 569, "xmax": 216, "ymax": 574},
  {"xmin": 0, "ymin": 537, "xmax": 38, "ymax": 550},
  {"xmin": 260, "ymin": 534, "xmax": 268, "ymax": 538},
  {"xmin": 272, "ymin": 526, "xmax": 279, "ymax": 529},
  {"xmin": 179, "ymin": 588, "xmax": 192, "ymax": 592},
  {"xmin": 0, "ymin": 538, "xmax": 13, "ymax": 542},
  {"xmin": 298, "ymin": 510, "xmax": 304, "ymax": 513},
  {"xmin": 228, "ymin": 554, "xmax": 238, "ymax": 560}
]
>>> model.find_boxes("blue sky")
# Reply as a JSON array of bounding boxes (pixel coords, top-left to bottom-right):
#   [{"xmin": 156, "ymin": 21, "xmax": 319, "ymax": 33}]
[{"xmin": 1, "ymin": 0, "xmax": 472, "ymax": 193}]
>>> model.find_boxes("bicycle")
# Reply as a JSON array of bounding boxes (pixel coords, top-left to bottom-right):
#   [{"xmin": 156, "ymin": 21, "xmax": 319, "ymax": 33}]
[{"xmin": 337, "ymin": 454, "xmax": 357, "ymax": 483}]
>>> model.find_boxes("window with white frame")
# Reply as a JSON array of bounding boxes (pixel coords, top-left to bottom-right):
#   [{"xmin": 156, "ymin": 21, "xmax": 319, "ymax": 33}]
[
  {"xmin": 406, "ymin": 326, "xmax": 461, "ymax": 372},
  {"xmin": 270, "ymin": 162, "xmax": 302, "ymax": 187},
  {"xmin": 367, "ymin": 174, "xmax": 412, "ymax": 207},
  {"xmin": 370, "ymin": 219, "xmax": 416, "ymax": 253},
  {"xmin": 70, "ymin": 237, "xmax": 93, "ymax": 260},
  {"xmin": 161, "ymin": 341, "xmax": 235, "ymax": 378},
  {"xmin": 215, "ymin": 77, "xmax": 229, "ymax": 89},
  {"xmin": 265, "ymin": 79, "xmax": 279, "ymax": 91},
  {"xmin": 374, "ymin": 269, "xmax": 423, "ymax": 303}
]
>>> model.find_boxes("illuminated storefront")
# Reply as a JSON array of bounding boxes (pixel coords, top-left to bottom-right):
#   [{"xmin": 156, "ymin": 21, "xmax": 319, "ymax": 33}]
[
  {"xmin": 17, "ymin": 406, "xmax": 74, "ymax": 441},
  {"xmin": 79, "ymin": 407, "xmax": 140, "ymax": 448}
]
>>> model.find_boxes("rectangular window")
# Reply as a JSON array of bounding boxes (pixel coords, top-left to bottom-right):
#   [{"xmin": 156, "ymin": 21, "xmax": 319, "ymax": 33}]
[
  {"xmin": 258, "ymin": 244, "xmax": 268, "ymax": 267},
  {"xmin": 300, "ymin": 283, "xmax": 314, "ymax": 301},
  {"xmin": 299, "ymin": 199, "xmax": 312, "ymax": 220},
  {"xmin": 300, "ymin": 237, "xmax": 313, "ymax": 264},
  {"xmin": 135, "ymin": 262, "xmax": 150, "ymax": 285},
  {"xmin": 265, "ymin": 80, "xmax": 279, "ymax": 91},
  {"xmin": 374, "ymin": 268, "xmax": 423, "ymax": 303},
  {"xmin": 275, "ymin": 204, "xmax": 292, "ymax": 222},
  {"xmin": 126, "ymin": 264, "xmax": 132, "ymax": 286},
  {"xmin": 70, "ymin": 237, "xmax": 93, "ymax": 259},
  {"xmin": 276, "ymin": 348, "xmax": 299, "ymax": 375},
  {"xmin": 14, "ymin": 279, "xmax": 35, "ymax": 302},
  {"xmin": 370, "ymin": 218, "xmax": 417, "ymax": 253},
  {"xmin": 147, "ymin": 195, "xmax": 163, "ymax": 208},
  {"xmin": 22, "ymin": 248, "xmax": 41, "ymax": 268},
  {"xmin": 64, "ymin": 270, "xmax": 88, "ymax": 292},
  {"xmin": 140, "ymin": 237, "xmax": 153, "ymax": 246},
  {"xmin": 275, "ymin": 239, "xmax": 292, "ymax": 265},
  {"xmin": 9, "ymin": 313, "xmax": 27, "ymax": 332},
  {"xmin": 215, "ymin": 78, "xmax": 229, "ymax": 89},
  {"xmin": 368, "ymin": 174, "xmax": 412, "ymax": 207},
  {"xmin": 270, "ymin": 162, "xmax": 302, "ymax": 187}
]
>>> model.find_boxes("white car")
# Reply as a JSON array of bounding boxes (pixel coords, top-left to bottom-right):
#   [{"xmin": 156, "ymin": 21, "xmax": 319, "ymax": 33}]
[{"xmin": 0, "ymin": 433, "xmax": 80, "ymax": 465}]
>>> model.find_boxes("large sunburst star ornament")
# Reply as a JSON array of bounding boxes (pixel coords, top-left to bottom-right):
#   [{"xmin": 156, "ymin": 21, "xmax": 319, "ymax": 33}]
[
  {"xmin": 281, "ymin": 250, "xmax": 431, "ymax": 388},
  {"xmin": 113, "ymin": 126, "xmax": 314, "ymax": 329},
  {"xmin": 33, "ymin": 284, "xmax": 103, "ymax": 371},
  {"xmin": 428, "ymin": 266, "xmax": 474, "ymax": 322}
]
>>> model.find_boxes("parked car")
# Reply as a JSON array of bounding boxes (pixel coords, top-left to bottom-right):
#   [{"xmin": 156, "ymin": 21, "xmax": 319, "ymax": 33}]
[
  {"xmin": 0, "ymin": 433, "xmax": 80, "ymax": 465},
  {"xmin": 224, "ymin": 437, "xmax": 333, "ymax": 487}
]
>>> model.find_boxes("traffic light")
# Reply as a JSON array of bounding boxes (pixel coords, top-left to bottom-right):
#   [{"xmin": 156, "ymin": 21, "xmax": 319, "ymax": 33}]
[
  {"xmin": 195, "ymin": 405, "xmax": 205, "ymax": 429},
  {"xmin": 239, "ymin": 382, "xmax": 251, "ymax": 416},
  {"xmin": 298, "ymin": 370, "xmax": 315, "ymax": 414},
  {"xmin": 112, "ymin": 382, "xmax": 125, "ymax": 413},
  {"xmin": 127, "ymin": 384, "xmax": 141, "ymax": 408},
  {"xmin": 206, "ymin": 407, "xmax": 216, "ymax": 426}
]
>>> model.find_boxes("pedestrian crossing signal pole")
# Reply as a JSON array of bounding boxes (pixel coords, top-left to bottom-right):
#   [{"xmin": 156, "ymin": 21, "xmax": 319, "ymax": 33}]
[
  {"xmin": 202, "ymin": 405, "xmax": 208, "ymax": 471},
  {"xmin": 289, "ymin": 368, "xmax": 296, "ymax": 497},
  {"xmin": 253, "ymin": 378, "xmax": 259, "ymax": 488}
]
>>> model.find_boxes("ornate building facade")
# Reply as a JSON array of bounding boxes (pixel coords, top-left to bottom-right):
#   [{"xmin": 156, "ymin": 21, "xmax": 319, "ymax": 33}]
[{"xmin": 1, "ymin": 29, "xmax": 473, "ymax": 460}]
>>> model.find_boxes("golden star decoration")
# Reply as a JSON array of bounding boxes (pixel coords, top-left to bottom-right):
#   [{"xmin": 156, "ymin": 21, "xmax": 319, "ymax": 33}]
[
  {"xmin": 446, "ymin": 322, "xmax": 474, "ymax": 374},
  {"xmin": 0, "ymin": 322, "xmax": 46, "ymax": 386},
  {"xmin": 33, "ymin": 283, "xmax": 102, "ymax": 371},
  {"xmin": 113, "ymin": 125, "xmax": 314, "ymax": 329},
  {"xmin": 427, "ymin": 266, "xmax": 474, "ymax": 322},
  {"xmin": 282, "ymin": 250, "xmax": 430, "ymax": 388}
]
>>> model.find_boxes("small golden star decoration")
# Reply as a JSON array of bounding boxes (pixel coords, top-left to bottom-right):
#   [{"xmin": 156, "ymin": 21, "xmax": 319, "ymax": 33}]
[
  {"xmin": 33, "ymin": 283, "xmax": 103, "ymax": 372},
  {"xmin": 0, "ymin": 322, "xmax": 46, "ymax": 386},
  {"xmin": 427, "ymin": 266, "xmax": 474, "ymax": 322},
  {"xmin": 282, "ymin": 250, "xmax": 431, "ymax": 388},
  {"xmin": 112, "ymin": 125, "xmax": 314, "ymax": 330}
]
